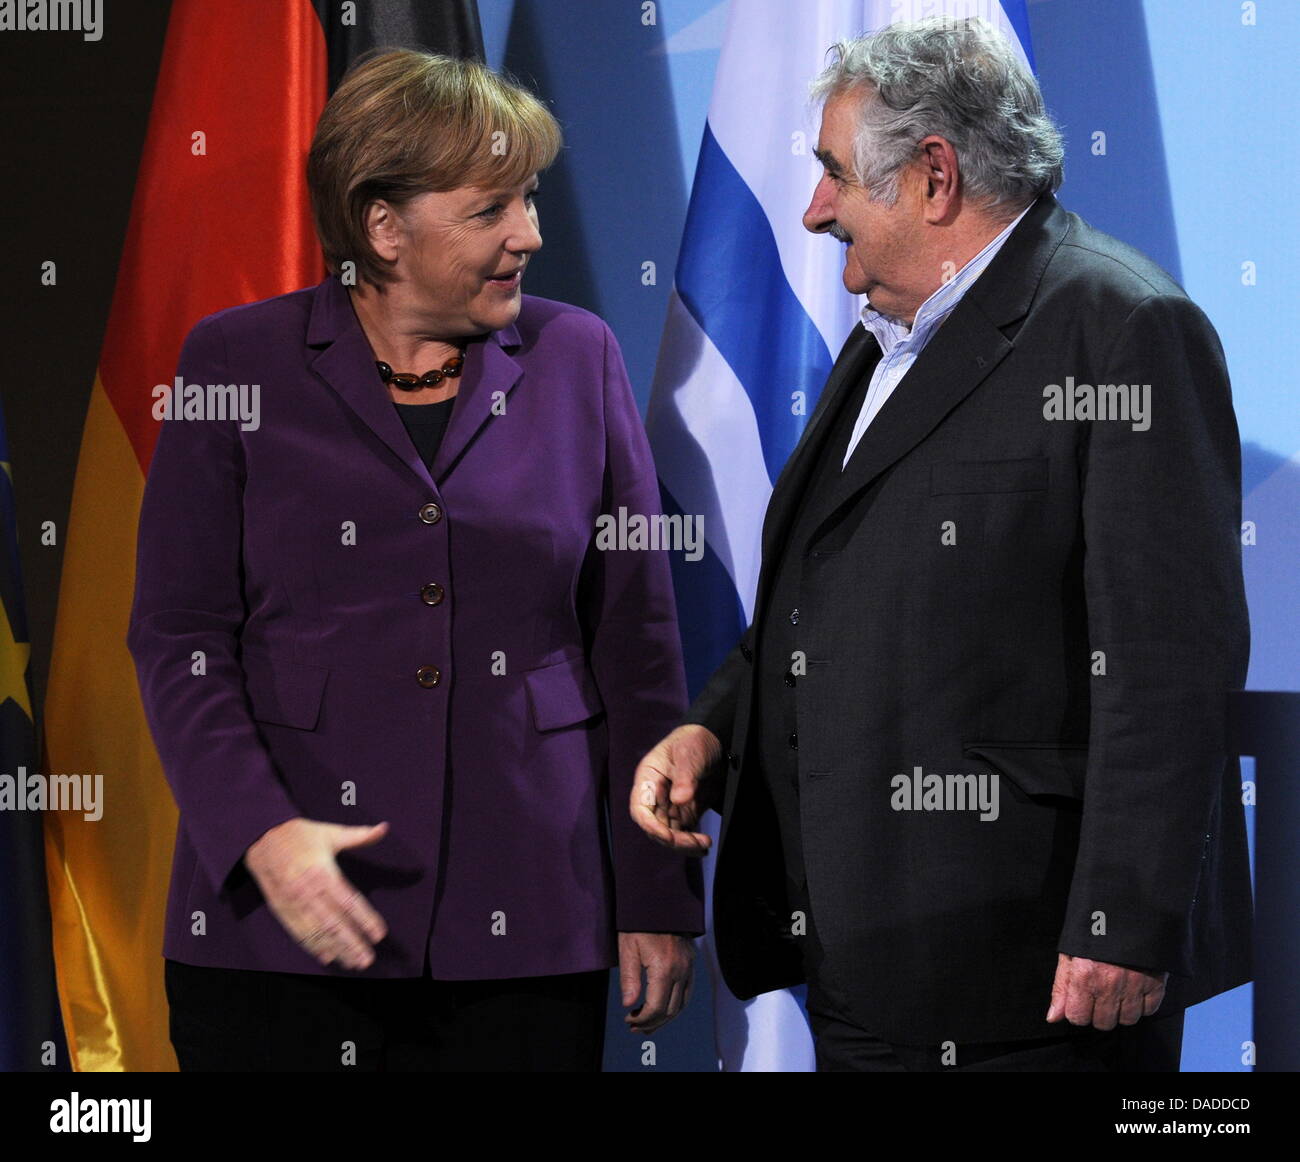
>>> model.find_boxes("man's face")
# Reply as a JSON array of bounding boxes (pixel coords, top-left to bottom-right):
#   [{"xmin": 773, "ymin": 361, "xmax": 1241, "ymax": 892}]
[{"xmin": 804, "ymin": 90, "xmax": 926, "ymax": 319}]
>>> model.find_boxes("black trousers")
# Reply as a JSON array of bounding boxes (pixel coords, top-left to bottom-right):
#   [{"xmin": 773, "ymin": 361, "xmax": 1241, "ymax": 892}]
[
  {"xmin": 808, "ymin": 999, "xmax": 1185, "ymax": 1072},
  {"xmin": 804, "ymin": 948, "xmax": 1185, "ymax": 1072},
  {"xmin": 793, "ymin": 883, "xmax": 1185, "ymax": 1072},
  {"xmin": 164, "ymin": 959, "xmax": 608, "ymax": 1072}
]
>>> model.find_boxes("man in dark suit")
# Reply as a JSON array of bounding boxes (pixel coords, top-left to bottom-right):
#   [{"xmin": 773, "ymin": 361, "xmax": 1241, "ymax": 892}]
[{"xmin": 631, "ymin": 17, "xmax": 1250, "ymax": 1072}]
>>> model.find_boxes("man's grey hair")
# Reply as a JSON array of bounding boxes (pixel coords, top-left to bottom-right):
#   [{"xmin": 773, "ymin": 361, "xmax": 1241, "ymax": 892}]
[{"xmin": 810, "ymin": 17, "xmax": 1065, "ymax": 216}]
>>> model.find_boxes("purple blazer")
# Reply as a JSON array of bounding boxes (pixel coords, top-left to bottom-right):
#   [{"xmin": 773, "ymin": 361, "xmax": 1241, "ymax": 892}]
[{"xmin": 127, "ymin": 274, "xmax": 703, "ymax": 979}]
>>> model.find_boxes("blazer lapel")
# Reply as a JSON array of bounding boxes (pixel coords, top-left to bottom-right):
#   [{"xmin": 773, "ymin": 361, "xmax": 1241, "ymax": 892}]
[
  {"xmin": 430, "ymin": 325, "xmax": 523, "ymax": 481},
  {"xmin": 800, "ymin": 192, "xmax": 1072, "ymax": 544},
  {"xmin": 305, "ymin": 276, "xmax": 523, "ymax": 489},
  {"xmin": 800, "ymin": 307, "xmax": 1014, "ymax": 539},
  {"xmin": 750, "ymin": 323, "xmax": 881, "ymax": 620}
]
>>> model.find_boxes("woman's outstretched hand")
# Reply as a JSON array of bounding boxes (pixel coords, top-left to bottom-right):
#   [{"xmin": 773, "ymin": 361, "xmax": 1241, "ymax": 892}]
[{"xmin": 244, "ymin": 818, "xmax": 390, "ymax": 970}]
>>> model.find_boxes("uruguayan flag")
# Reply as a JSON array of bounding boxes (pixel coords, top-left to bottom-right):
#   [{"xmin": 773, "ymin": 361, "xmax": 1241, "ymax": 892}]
[{"xmin": 647, "ymin": 0, "xmax": 1036, "ymax": 1073}]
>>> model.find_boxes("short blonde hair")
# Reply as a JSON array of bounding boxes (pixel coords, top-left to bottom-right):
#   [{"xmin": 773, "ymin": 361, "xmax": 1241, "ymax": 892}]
[{"xmin": 307, "ymin": 50, "xmax": 562, "ymax": 288}]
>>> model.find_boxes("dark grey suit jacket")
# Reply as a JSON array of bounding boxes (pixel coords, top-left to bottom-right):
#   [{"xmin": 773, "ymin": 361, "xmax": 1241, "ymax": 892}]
[{"xmin": 685, "ymin": 192, "xmax": 1252, "ymax": 1044}]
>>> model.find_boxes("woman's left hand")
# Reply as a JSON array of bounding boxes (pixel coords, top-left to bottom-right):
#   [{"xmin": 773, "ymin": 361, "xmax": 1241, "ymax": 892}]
[{"xmin": 617, "ymin": 932, "xmax": 695, "ymax": 1034}]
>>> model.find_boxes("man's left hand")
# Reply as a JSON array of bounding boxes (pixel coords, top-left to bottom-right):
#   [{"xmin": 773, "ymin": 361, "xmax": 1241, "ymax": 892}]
[
  {"xmin": 1047, "ymin": 952, "xmax": 1168, "ymax": 1030},
  {"xmin": 618, "ymin": 932, "xmax": 694, "ymax": 1034}
]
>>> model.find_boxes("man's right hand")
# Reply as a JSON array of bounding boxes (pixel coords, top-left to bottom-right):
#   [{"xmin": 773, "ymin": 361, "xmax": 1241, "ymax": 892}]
[
  {"xmin": 630, "ymin": 725, "xmax": 723, "ymax": 855},
  {"xmin": 243, "ymin": 817, "xmax": 390, "ymax": 970}
]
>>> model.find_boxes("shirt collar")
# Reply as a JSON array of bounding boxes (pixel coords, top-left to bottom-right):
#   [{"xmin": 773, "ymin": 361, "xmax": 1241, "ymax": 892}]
[{"xmin": 859, "ymin": 202, "xmax": 1032, "ymax": 355}]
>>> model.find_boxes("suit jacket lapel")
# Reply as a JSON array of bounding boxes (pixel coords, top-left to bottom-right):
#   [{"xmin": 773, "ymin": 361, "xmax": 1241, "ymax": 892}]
[
  {"xmin": 306, "ymin": 276, "xmax": 523, "ymax": 489},
  {"xmin": 800, "ymin": 306, "xmax": 1013, "ymax": 540},
  {"xmin": 800, "ymin": 192, "xmax": 1072, "ymax": 545},
  {"xmin": 750, "ymin": 323, "xmax": 881, "ymax": 621}
]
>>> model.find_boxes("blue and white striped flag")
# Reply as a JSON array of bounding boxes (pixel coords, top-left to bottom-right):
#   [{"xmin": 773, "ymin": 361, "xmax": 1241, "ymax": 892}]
[{"xmin": 647, "ymin": 0, "xmax": 1036, "ymax": 1073}]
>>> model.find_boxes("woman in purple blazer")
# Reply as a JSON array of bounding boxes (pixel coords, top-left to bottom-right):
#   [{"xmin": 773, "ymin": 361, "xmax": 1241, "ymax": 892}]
[{"xmin": 127, "ymin": 50, "xmax": 702, "ymax": 1072}]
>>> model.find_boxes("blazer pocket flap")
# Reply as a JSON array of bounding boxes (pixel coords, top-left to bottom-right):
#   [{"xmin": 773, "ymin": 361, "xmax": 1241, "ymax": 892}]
[
  {"xmin": 931, "ymin": 457, "xmax": 1049, "ymax": 495},
  {"xmin": 242, "ymin": 653, "xmax": 328, "ymax": 730},
  {"xmin": 962, "ymin": 742, "xmax": 1087, "ymax": 801},
  {"xmin": 524, "ymin": 655, "xmax": 605, "ymax": 731}
]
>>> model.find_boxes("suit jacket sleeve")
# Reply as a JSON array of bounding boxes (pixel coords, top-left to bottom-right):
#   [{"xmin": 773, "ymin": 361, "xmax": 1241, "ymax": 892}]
[
  {"xmin": 126, "ymin": 315, "xmax": 303, "ymax": 895},
  {"xmin": 581, "ymin": 321, "xmax": 704, "ymax": 935},
  {"xmin": 678, "ymin": 625, "xmax": 753, "ymax": 754},
  {"xmin": 1060, "ymin": 292, "xmax": 1250, "ymax": 975}
]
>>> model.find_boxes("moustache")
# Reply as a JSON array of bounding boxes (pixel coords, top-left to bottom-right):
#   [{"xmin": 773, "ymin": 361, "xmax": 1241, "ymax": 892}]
[{"xmin": 828, "ymin": 222, "xmax": 852, "ymax": 244}]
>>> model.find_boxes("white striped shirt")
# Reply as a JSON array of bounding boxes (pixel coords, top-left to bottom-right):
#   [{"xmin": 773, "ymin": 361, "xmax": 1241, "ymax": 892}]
[{"xmin": 841, "ymin": 204, "xmax": 1031, "ymax": 468}]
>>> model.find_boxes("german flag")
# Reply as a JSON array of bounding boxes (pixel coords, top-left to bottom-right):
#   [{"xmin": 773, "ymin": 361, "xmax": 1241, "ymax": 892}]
[{"xmin": 42, "ymin": 0, "xmax": 483, "ymax": 1072}]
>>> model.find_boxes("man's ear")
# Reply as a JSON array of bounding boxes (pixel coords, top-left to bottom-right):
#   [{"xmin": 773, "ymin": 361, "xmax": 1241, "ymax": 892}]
[{"xmin": 918, "ymin": 136, "xmax": 960, "ymax": 222}]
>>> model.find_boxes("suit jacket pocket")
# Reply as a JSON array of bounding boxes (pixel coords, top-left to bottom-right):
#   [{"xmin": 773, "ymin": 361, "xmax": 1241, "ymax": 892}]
[
  {"xmin": 931, "ymin": 457, "xmax": 1049, "ymax": 495},
  {"xmin": 241, "ymin": 650, "xmax": 329, "ymax": 730},
  {"xmin": 524, "ymin": 654, "xmax": 605, "ymax": 731},
  {"xmin": 962, "ymin": 741, "xmax": 1087, "ymax": 802}
]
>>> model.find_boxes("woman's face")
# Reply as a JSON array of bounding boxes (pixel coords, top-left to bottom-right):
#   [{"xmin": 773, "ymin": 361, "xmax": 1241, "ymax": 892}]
[{"xmin": 379, "ymin": 175, "xmax": 542, "ymax": 337}]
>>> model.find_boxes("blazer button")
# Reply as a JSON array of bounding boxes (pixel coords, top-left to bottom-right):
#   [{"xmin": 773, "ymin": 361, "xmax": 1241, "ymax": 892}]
[
  {"xmin": 740, "ymin": 643, "xmax": 753, "ymax": 662},
  {"xmin": 416, "ymin": 666, "xmax": 441, "ymax": 688},
  {"xmin": 418, "ymin": 502, "xmax": 443, "ymax": 524},
  {"xmin": 420, "ymin": 582, "xmax": 445, "ymax": 606},
  {"xmin": 728, "ymin": 751, "xmax": 740, "ymax": 769},
  {"xmin": 788, "ymin": 732, "xmax": 798, "ymax": 750}
]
